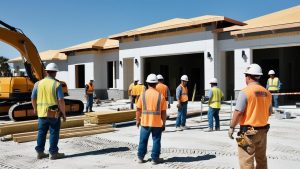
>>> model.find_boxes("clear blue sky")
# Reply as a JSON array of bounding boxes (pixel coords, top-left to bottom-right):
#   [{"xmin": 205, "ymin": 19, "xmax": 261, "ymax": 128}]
[{"xmin": 0, "ymin": 0, "xmax": 299, "ymax": 58}]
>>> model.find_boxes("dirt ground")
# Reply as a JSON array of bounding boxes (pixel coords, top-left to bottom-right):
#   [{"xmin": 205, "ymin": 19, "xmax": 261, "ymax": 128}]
[{"xmin": 0, "ymin": 103, "xmax": 300, "ymax": 169}]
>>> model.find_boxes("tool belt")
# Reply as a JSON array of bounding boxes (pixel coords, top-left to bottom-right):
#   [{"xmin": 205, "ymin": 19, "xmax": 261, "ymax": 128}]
[
  {"xmin": 47, "ymin": 105, "xmax": 61, "ymax": 119},
  {"xmin": 236, "ymin": 124, "xmax": 270, "ymax": 155}
]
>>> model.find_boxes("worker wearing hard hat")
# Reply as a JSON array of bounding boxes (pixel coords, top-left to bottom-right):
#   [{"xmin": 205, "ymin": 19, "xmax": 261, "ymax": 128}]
[
  {"xmin": 156, "ymin": 74, "xmax": 171, "ymax": 108},
  {"xmin": 136, "ymin": 74, "xmax": 167, "ymax": 165},
  {"xmin": 128, "ymin": 79, "xmax": 138, "ymax": 109},
  {"xmin": 175, "ymin": 75, "xmax": 189, "ymax": 131},
  {"xmin": 85, "ymin": 78, "xmax": 94, "ymax": 112},
  {"xmin": 206, "ymin": 78, "xmax": 224, "ymax": 132},
  {"xmin": 228, "ymin": 64, "xmax": 272, "ymax": 169},
  {"xmin": 266, "ymin": 70, "xmax": 281, "ymax": 108},
  {"xmin": 131, "ymin": 80, "xmax": 146, "ymax": 105},
  {"xmin": 31, "ymin": 63, "xmax": 66, "ymax": 160}
]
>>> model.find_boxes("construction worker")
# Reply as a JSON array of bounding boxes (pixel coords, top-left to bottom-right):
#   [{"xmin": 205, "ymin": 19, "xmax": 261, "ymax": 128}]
[
  {"xmin": 175, "ymin": 75, "xmax": 189, "ymax": 131},
  {"xmin": 156, "ymin": 74, "xmax": 171, "ymax": 108},
  {"xmin": 206, "ymin": 78, "xmax": 224, "ymax": 132},
  {"xmin": 85, "ymin": 78, "xmax": 94, "ymax": 112},
  {"xmin": 228, "ymin": 64, "xmax": 272, "ymax": 169},
  {"xmin": 129, "ymin": 79, "xmax": 138, "ymax": 109},
  {"xmin": 136, "ymin": 74, "xmax": 167, "ymax": 165},
  {"xmin": 31, "ymin": 63, "xmax": 66, "ymax": 160},
  {"xmin": 131, "ymin": 80, "xmax": 145, "ymax": 105},
  {"xmin": 267, "ymin": 70, "xmax": 281, "ymax": 108}
]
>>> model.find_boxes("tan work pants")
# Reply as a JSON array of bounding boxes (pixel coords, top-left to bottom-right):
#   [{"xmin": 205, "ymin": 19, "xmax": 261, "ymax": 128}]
[{"xmin": 238, "ymin": 129, "xmax": 268, "ymax": 169}]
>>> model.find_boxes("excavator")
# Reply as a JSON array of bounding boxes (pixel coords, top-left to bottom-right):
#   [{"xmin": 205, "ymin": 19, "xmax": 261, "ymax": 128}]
[{"xmin": 0, "ymin": 20, "xmax": 84, "ymax": 121}]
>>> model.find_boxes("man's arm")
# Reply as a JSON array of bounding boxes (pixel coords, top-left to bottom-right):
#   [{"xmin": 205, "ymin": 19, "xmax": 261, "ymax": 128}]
[
  {"xmin": 135, "ymin": 96, "xmax": 143, "ymax": 128},
  {"xmin": 176, "ymin": 86, "xmax": 182, "ymax": 108},
  {"xmin": 57, "ymin": 85, "xmax": 66, "ymax": 121},
  {"xmin": 31, "ymin": 82, "xmax": 39, "ymax": 115}
]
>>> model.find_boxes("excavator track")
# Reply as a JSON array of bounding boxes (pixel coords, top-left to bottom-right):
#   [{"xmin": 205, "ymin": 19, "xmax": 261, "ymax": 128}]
[{"xmin": 8, "ymin": 99, "xmax": 84, "ymax": 121}]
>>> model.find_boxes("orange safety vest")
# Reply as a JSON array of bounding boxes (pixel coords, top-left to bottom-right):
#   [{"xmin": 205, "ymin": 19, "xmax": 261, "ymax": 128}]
[
  {"xmin": 156, "ymin": 82, "xmax": 168, "ymax": 100},
  {"xmin": 140, "ymin": 89, "xmax": 163, "ymax": 127},
  {"xmin": 179, "ymin": 84, "xmax": 188, "ymax": 102},
  {"xmin": 240, "ymin": 84, "xmax": 272, "ymax": 127},
  {"xmin": 86, "ymin": 83, "xmax": 94, "ymax": 94}
]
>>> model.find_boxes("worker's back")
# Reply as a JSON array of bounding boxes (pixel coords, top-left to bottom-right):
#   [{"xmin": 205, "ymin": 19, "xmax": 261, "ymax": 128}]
[{"xmin": 156, "ymin": 82, "xmax": 168, "ymax": 99}]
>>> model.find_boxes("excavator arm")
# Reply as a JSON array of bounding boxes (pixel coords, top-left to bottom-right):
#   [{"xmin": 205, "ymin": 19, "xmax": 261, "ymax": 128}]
[{"xmin": 0, "ymin": 20, "xmax": 44, "ymax": 82}]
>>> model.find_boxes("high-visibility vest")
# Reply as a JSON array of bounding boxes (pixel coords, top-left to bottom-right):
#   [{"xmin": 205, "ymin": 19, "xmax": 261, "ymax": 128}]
[
  {"xmin": 240, "ymin": 84, "xmax": 272, "ymax": 127},
  {"xmin": 156, "ymin": 82, "xmax": 168, "ymax": 100},
  {"xmin": 140, "ymin": 89, "xmax": 163, "ymax": 127},
  {"xmin": 86, "ymin": 83, "xmax": 94, "ymax": 94},
  {"xmin": 267, "ymin": 77, "xmax": 279, "ymax": 91},
  {"xmin": 179, "ymin": 84, "xmax": 188, "ymax": 102},
  {"xmin": 128, "ymin": 83, "xmax": 134, "ymax": 91},
  {"xmin": 209, "ymin": 87, "xmax": 223, "ymax": 109},
  {"xmin": 37, "ymin": 77, "xmax": 60, "ymax": 117},
  {"xmin": 131, "ymin": 84, "xmax": 145, "ymax": 96}
]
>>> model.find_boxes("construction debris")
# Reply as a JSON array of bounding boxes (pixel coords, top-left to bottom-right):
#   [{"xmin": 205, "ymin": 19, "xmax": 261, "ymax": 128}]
[{"xmin": 85, "ymin": 110, "xmax": 136, "ymax": 124}]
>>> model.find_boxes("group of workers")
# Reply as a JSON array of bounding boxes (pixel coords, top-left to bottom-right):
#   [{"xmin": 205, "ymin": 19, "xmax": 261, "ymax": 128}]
[{"xmin": 31, "ymin": 62, "xmax": 280, "ymax": 168}]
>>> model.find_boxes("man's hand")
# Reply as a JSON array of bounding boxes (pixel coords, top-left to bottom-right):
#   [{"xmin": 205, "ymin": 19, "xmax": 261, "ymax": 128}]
[
  {"xmin": 33, "ymin": 109, "xmax": 37, "ymax": 115},
  {"xmin": 136, "ymin": 120, "xmax": 140, "ymax": 128},
  {"xmin": 168, "ymin": 104, "xmax": 171, "ymax": 109},
  {"xmin": 177, "ymin": 103, "xmax": 182, "ymax": 109},
  {"xmin": 162, "ymin": 124, "xmax": 166, "ymax": 132},
  {"xmin": 62, "ymin": 114, "xmax": 67, "ymax": 122},
  {"xmin": 228, "ymin": 127, "xmax": 235, "ymax": 139}
]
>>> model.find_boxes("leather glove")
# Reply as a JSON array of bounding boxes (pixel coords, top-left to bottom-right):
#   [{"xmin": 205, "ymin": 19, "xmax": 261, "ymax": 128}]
[
  {"xmin": 177, "ymin": 103, "xmax": 182, "ymax": 109},
  {"xmin": 162, "ymin": 125, "xmax": 165, "ymax": 132},
  {"xmin": 168, "ymin": 104, "xmax": 171, "ymax": 109},
  {"xmin": 62, "ymin": 115, "xmax": 67, "ymax": 122},
  {"xmin": 228, "ymin": 127, "xmax": 235, "ymax": 139}
]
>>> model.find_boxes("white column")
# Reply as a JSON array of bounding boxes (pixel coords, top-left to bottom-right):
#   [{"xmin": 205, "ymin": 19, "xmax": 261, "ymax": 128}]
[
  {"xmin": 204, "ymin": 50, "xmax": 215, "ymax": 91},
  {"xmin": 234, "ymin": 48, "xmax": 253, "ymax": 91},
  {"xmin": 113, "ymin": 61, "xmax": 116, "ymax": 88},
  {"xmin": 134, "ymin": 57, "xmax": 144, "ymax": 83},
  {"xmin": 119, "ymin": 58, "xmax": 124, "ymax": 90}
]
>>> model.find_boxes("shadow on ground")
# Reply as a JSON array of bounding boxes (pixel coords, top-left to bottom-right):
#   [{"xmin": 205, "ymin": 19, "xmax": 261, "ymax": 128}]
[
  {"xmin": 164, "ymin": 154, "xmax": 216, "ymax": 163},
  {"xmin": 65, "ymin": 147, "xmax": 130, "ymax": 158}
]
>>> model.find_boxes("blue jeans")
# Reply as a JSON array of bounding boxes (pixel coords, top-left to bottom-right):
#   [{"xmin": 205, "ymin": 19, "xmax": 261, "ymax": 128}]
[
  {"xmin": 272, "ymin": 95, "xmax": 279, "ymax": 108},
  {"xmin": 208, "ymin": 107, "xmax": 220, "ymax": 129},
  {"xmin": 86, "ymin": 94, "xmax": 93, "ymax": 111},
  {"xmin": 176, "ymin": 102, "xmax": 188, "ymax": 127},
  {"xmin": 137, "ymin": 126, "xmax": 162, "ymax": 160},
  {"xmin": 35, "ymin": 118, "xmax": 61, "ymax": 154}
]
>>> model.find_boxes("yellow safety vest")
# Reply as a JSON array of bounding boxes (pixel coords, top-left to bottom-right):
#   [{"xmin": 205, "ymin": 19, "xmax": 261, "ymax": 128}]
[
  {"xmin": 267, "ymin": 77, "xmax": 279, "ymax": 91},
  {"xmin": 37, "ymin": 77, "xmax": 60, "ymax": 117},
  {"xmin": 209, "ymin": 87, "xmax": 223, "ymax": 109}
]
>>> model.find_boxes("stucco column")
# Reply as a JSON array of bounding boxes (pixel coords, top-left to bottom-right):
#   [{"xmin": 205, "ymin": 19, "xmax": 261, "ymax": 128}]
[
  {"xmin": 204, "ymin": 50, "xmax": 215, "ymax": 94},
  {"xmin": 134, "ymin": 57, "xmax": 144, "ymax": 83},
  {"xmin": 119, "ymin": 58, "xmax": 124, "ymax": 90},
  {"xmin": 234, "ymin": 48, "xmax": 252, "ymax": 97}
]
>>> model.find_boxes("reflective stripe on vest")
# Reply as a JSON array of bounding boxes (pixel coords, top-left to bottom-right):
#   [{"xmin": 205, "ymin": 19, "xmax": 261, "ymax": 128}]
[
  {"xmin": 240, "ymin": 84, "xmax": 272, "ymax": 127},
  {"xmin": 87, "ymin": 83, "xmax": 94, "ymax": 94},
  {"xmin": 180, "ymin": 84, "xmax": 188, "ymax": 102},
  {"xmin": 140, "ymin": 91, "xmax": 163, "ymax": 127},
  {"xmin": 267, "ymin": 77, "xmax": 279, "ymax": 91},
  {"xmin": 209, "ymin": 87, "xmax": 223, "ymax": 109},
  {"xmin": 37, "ymin": 78, "xmax": 59, "ymax": 117}
]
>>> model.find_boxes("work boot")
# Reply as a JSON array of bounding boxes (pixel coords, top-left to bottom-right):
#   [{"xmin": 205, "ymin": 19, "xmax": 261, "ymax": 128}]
[
  {"xmin": 152, "ymin": 158, "xmax": 164, "ymax": 165},
  {"xmin": 137, "ymin": 157, "xmax": 145, "ymax": 164},
  {"xmin": 205, "ymin": 128, "xmax": 213, "ymax": 132},
  {"xmin": 175, "ymin": 127, "xmax": 183, "ymax": 131},
  {"xmin": 89, "ymin": 110, "xmax": 94, "ymax": 112},
  {"xmin": 37, "ymin": 152, "xmax": 49, "ymax": 159},
  {"xmin": 49, "ymin": 152, "xmax": 65, "ymax": 160},
  {"xmin": 215, "ymin": 128, "xmax": 220, "ymax": 131}
]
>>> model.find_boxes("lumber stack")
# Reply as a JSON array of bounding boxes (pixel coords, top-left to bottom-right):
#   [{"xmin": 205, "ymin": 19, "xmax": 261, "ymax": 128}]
[
  {"xmin": 85, "ymin": 110, "xmax": 136, "ymax": 124},
  {"xmin": 12, "ymin": 124, "xmax": 115, "ymax": 143},
  {"xmin": 0, "ymin": 117, "xmax": 84, "ymax": 137}
]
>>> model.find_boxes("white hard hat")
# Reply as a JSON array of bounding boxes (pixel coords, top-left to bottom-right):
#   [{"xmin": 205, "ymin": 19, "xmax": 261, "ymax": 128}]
[
  {"xmin": 210, "ymin": 77, "xmax": 218, "ymax": 84},
  {"xmin": 138, "ymin": 80, "xmax": 143, "ymax": 85},
  {"xmin": 157, "ymin": 74, "xmax": 164, "ymax": 80},
  {"xmin": 45, "ymin": 63, "xmax": 59, "ymax": 72},
  {"xmin": 146, "ymin": 73, "xmax": 158, "ymax": 83},
  {"xmin": 268, "ymin": 70, "xmax": 275, "ymax": 75},
  {"xmin": 181, "ymin": 75, "xmax": 189, "ymax": 81},
  {"xmin": 244, "ymin": 64, "xmax": 263, "ymax": 76}
]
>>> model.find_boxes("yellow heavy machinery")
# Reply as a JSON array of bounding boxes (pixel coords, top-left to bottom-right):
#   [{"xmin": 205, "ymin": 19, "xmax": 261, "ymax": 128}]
[{"xmin": 0, "ymin": 20, "xmax": 84, "ymax": 121}]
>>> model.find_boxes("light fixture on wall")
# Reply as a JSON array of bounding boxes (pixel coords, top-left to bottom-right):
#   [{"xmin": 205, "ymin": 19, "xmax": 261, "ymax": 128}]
[
  {"xmin": 134, "ymin": 58, "xmax": 139, "ymax": 65},
  {"xmin": 207, "ymin": 52, "xmax": 213, "ymax": 61},
  {"xmin": 242, "ymin": 50, "xmax": 247, "ymax": 61},
  {"xmin": 119, "ymin": 60, "xmax": 122, "ymax": 66}
]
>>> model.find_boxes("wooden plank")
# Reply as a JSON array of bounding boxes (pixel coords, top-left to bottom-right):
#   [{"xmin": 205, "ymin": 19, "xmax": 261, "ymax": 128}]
[
  {"xmin": 12, "ymin": 124, "xmax": 111, "ymax": 138},
  {"xmin": 0, "ymin": 118, "xmax": 84, "ymax": 136},
  {"xmin": 14, "ymin": 128, "xmax": 115, "ymax": 143}
]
